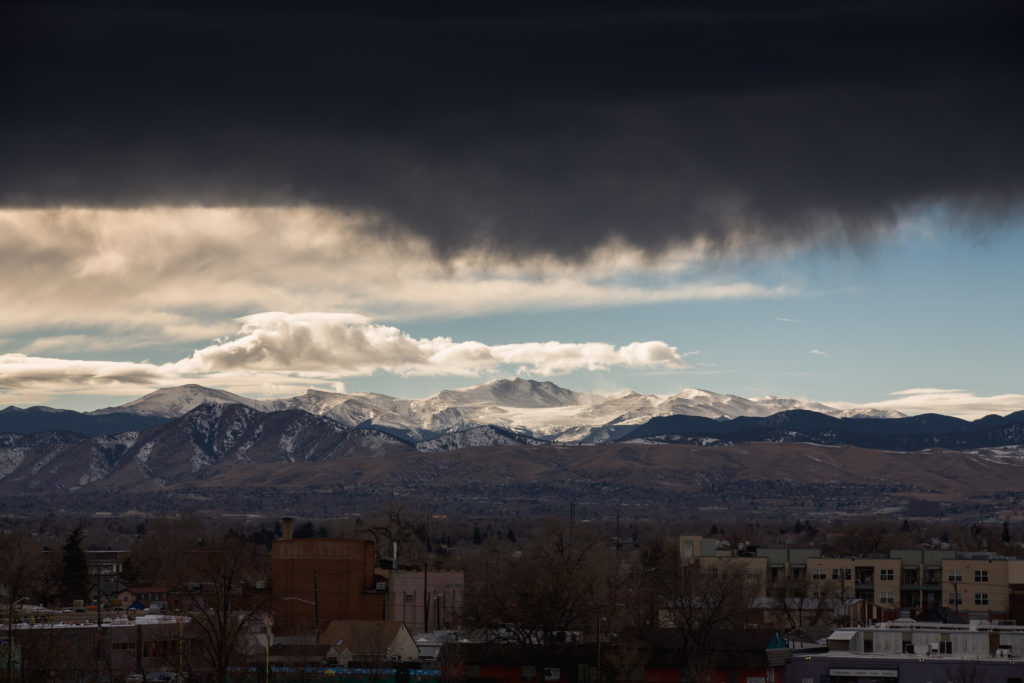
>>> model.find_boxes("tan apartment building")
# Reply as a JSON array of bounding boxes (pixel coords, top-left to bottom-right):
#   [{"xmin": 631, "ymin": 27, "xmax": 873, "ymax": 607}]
[
  {"xmin": 942, "ymin": 553, "xmax": 1015, "ymax": 614},
  {"xmin": 680, "ymin": 535, "xmax": 1024, "ymax": 618},
  {"xmin": 803, "ymin": 555, "xmax": 902, "ymax": 607},
  {"xmin": 680, "ymin": 534, "xmax": 769, "ymax": 595}
]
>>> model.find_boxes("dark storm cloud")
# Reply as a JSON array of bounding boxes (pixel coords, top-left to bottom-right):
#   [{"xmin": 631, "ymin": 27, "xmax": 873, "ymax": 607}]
[{"xmin": 3, "ymin": 1, "xmax": 1023, "ymax": 256}]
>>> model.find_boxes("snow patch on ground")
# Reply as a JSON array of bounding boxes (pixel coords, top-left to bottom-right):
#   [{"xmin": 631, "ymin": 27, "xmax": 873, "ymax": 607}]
[
  {"xmin": 190, "ymin": 443, "xmax": 213, "ymax": 473},
  {"xmin": 135, "ymin": 441, "xmax": 155, "ymax": 464},
  {"xmin": 0, "ymin": 446, "xmax": 27, "ymax": 480},
  {"xmin": 78, "ymin": 454, "xmax": 111, "ymax": 486}
]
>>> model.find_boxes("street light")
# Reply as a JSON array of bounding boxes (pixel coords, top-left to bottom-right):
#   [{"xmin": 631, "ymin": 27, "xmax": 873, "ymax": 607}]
[{"xmin": 282, "ymin": 568, "xmax": 320, "ymax": 644}]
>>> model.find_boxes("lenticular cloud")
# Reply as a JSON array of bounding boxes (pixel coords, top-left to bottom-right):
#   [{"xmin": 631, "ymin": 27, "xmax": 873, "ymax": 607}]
[{"xmin": 178, "ymin": 312, "xmax": 687, "ymax": 377}]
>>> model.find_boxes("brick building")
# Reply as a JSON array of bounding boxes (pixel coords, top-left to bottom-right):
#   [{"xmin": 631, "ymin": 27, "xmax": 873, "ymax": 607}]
[{"xmin": 271, "ymin": 521, "xmax": 385, "ymax": 638}]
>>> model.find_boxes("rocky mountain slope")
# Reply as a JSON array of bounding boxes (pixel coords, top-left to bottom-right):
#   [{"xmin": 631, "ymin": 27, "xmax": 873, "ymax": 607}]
[
  {"xmin": 0, "ymin": 403, "xmax": 410, "ymax": 495},
  {"xmin": 1, "ymin": 403, "xmax": 1023, "ymax": 520}
]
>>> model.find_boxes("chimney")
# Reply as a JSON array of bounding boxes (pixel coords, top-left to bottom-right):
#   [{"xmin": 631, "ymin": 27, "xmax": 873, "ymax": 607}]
[{"xmin": 282, "ymin": 517, "xmax": 294, "ymax": 541}]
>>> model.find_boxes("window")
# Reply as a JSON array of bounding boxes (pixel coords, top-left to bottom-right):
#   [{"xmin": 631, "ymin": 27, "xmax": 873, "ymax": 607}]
[
  {"xmin": 948, "ymin": 592, "xmax": 963, "ymax": 605},
  {"xmin": 879, "ymin": 569, "xmax": 894, "ymax": 581},
  {"xmin": 939, "ymin": 641, "xmax": 952, "ymax": 654},
  {"xmin": 948, "ymin": 569, "xmax": 963, "ymax": 582},
  {"xmin": 975, "ymin": 570, "xmax": 989, "ymax": 582},
  {"xmin": 405, "ymin": 594, "xmax": 415, "ymax": 603},
  {"xmin": 879, "ymin": 591, "xmax": 894, "ymax": 604},
  {"xmin": 832, "ymin": 568, "xmax": 851, "ymax": 580},
  {"xmin": 975, "ymin": 593, "xmax": 989, "ymax": 606},
  {"xmin": 812, "ymin": 568, "xmax": 827, "ymax": 580}
]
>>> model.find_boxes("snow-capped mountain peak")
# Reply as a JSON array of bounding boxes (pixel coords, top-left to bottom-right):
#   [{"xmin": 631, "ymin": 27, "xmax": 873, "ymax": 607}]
[
  {"xmin": 86, "ymin": 379, "xmax": 907, "ymax": 442},
  {"xmin": 89, "ymin": 384, "xmax": 261, "ymax": 418}
]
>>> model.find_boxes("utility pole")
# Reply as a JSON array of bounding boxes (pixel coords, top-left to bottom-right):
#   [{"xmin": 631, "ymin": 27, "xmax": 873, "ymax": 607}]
[
  {"xmin": 178, "ymin": 616, "xmax": 183, "ymax": 679},
  {"xmin": 313, "ymin": 569, "xmax": 320, "ymax": 645},
  {"xmin": 95, "ymin": 564, "xmax": 104, "ymax": 680},
  {"xmin": 7, "ymin": 597, "xmax": 29, "ymax": 681}
]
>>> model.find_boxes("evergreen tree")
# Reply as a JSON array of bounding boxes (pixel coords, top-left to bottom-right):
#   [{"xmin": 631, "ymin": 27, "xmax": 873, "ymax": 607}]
[
  {"xmin": 472, "ymin": 526, "xmax": 483, "ymax": 545},
  {"xmin": 60, "ymin": 526, "xmax": 89, "ymax": 604},
  {"xmin": 1004, "ymin": 520, "xmax": 1011, "ymax": 544},
  {"xmin": 294, "ymin": 521, "xmax": 317, "ymax": 538},
  {"xmin": 119, "ymin": 556, "xmax": 144, "ymax": 585}
]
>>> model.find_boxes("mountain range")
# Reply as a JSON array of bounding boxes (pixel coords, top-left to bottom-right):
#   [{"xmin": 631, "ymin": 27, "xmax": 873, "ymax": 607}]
[
  {"xmin": 5, "ymin": 380, "xmax": 1024, "ymax": 454},
  {"xmin": 2, "ymin": 379, "xmax": 1024, "ymax": 517},
  {"xmin": 8, "ymin": 379, "xmax": 903, "ymax": 442}
]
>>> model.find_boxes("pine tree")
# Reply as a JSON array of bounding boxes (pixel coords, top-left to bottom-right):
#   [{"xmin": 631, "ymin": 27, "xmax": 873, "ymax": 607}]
[{"xmin": 60, "ymin": 526, "xmax": 89, "ymax": 604}]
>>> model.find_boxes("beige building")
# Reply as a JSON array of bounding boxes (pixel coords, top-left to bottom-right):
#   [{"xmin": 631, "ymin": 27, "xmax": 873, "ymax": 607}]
[
  {"xmin": 380, "ymin": 568, "xmax": 464, "ymax": 635},
  {"xmin": 941, "ymin": 554, "xmax": 1015, "ymax": 614},
  {"xmin": 680, "ymin": 535, "xmax": 1024, "ymax": 618}
]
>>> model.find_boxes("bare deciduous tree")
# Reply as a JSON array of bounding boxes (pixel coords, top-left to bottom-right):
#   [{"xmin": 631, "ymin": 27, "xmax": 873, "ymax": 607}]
[
  {"xmin": 179, "ymin": 533, "xmax": 269, "ymax": 682},
  {"xmin": 464, "ymin": 522, "xmax": 615, "ymax": 682},
  {"xmin": 0, "ymin": 530, "xmax": 43, "ymax": 681},
  {"xmin": 660, "ymin": 562, "xmax": 759, "ymax": 682},
  {"xmin": 767, "ymin": 574, "xmax": 838, "ymax": 632}
]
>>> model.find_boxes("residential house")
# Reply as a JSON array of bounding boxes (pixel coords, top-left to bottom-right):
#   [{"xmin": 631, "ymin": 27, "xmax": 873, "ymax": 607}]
[{"xmin": 319, "ymin": 619, "xmax": 419, "ymax": 664}]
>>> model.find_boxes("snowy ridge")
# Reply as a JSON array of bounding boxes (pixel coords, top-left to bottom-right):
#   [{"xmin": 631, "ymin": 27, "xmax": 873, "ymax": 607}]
[
  {"xmin": 90, "ymin": 384, "xmax": 262, "ymax": 418},
  {"xmin": 95, "ymin": 378, "xmax": 904, "ymax": 444}
]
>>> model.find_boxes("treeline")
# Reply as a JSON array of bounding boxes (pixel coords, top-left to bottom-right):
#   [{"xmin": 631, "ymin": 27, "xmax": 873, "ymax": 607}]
[{"xmin": 3, "ymin": 507, "xmax": 1022, "ymax": 613}]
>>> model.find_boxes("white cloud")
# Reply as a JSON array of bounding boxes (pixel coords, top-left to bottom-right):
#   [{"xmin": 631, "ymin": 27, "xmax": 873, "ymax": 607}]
[
  {"xmin": 830, "ymin": 388, "xmax": 1024, "ymax": 420},
  {"xmin": 0, "ymin": 313, "xmax": 686, "ymax": 402},
  {"xmin": 0, "ymin": 206, "xmax": 794, "ymax": 347},
  {"xmin": 178, "ymin": 312, "xmax": 686, "ymax": 377},
  {"xmin": 810, "ymin": 349, "xmax": 828, "ymax": 356}
]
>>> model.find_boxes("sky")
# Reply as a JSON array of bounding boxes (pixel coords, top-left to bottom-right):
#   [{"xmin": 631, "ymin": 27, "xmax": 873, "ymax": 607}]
[{"xmin": 1, "ymin": 2, "xmax": 1023, "ymax": 418}]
